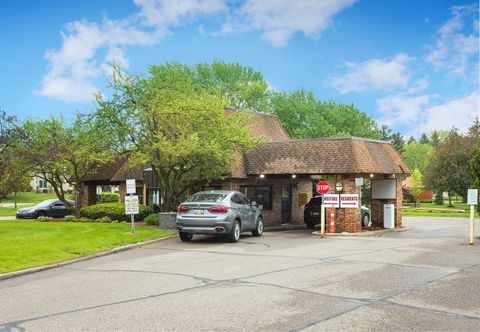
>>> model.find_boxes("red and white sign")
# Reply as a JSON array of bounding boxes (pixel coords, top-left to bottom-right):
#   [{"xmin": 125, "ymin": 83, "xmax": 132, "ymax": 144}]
[
  {"xmin": 340, "ymin": 194, "xmax": 359, "ymax": 208},
  {"xmin": 316, "ymin": 181, "xmax": 330, "ymax": 194},
  {"xmin": 323, "ymin": 194, "xmax": 339, "ymax": 208},
  {"xmin": 126, "ymin": 179, "xmax": 136, "ymax": 194}
]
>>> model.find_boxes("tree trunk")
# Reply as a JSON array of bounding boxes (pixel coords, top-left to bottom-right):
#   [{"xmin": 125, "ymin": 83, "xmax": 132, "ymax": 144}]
[
  {"xmin": 448, "ymin": 192, "xmax": 452, "ymax": 207},
  {"xmin": 75, "ymin": 184, "xmax": 84, "ymax": 219},
  {"xmin": 14, "ymin": 191, "xmax": 17, "ymax": 210}
]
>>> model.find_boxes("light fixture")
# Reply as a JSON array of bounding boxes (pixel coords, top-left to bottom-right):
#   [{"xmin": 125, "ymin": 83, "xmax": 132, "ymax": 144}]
[
  {"xmin": 369, "ymin": 173, "xmax": 374, "ymax": 178},
  {"xmin": 291, "ymin": 174, "xmax": 296, "ymax": 178},
  {"xmin": 259, "ymin": 174, "xmax": 265, "ymax": 178},
  {"xmin": 335, "ymin": 181, "xmax": 343, "ymax": 193}
]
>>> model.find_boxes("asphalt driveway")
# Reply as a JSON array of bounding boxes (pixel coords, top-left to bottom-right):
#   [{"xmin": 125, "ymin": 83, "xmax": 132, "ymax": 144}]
[{"xmin": 1, "ymin": 217, "xmax": 479, "ymax": 331}]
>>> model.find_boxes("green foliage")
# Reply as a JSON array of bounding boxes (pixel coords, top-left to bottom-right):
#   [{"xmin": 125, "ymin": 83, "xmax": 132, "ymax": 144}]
[
  {"xmin": 95, "ymin": 64, "xmax": 258, "ymax": 211},
  {"xmin": 434, "ymin": 191, "xmax": 444, "ymax": 205},
  {"xmin": 424, "ymin": 126, "xmax": 478, "ymax": 205},
  {"xmin": 21, "ymin": 114, "xmax": 115, "ymax": 217},
  {"xmin": 409, "ymin": 168, "xmax": 423, "ymax": 207},
  {"xmin": 96, "ymin": 216, "xmax": 112, "ymax": 223},
  {"xmin": 97, "ymin": 192, "xmax": 120, "ymax": 203},
  {"xmin": 419, "ymin": 133, "xmax": 430, "ymax": 145},
  {"xmin": 402, "ymin": 143, "xmax": 433, "ymax": 174},
  {"xmin": 144, "ymin": 213, "xmax": 160, "ymax": 225},
  {"xmin": 64, "ymin": 215, "xmax": 76, "ymax": 222},
  {"xmin": 36, "ymin": 216, "xmax": 52, "ymax": 222},
  {"xmin": 80, "ymin": 202, "xmax": 150, "ymax": 222},
  {"xmin": 267, "ymin": 89, "xmax": 381, "ymax": 139}
]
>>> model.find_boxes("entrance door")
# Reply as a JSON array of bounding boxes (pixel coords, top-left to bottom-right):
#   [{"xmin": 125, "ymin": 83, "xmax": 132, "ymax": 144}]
[{"xmin": 281, "ymin": 185, "xmax": 292, "ymax": 224}]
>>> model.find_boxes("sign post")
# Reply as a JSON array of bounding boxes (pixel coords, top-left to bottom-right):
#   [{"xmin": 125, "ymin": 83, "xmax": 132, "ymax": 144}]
[
  {"xmin": 320, "ymin": 203, "xmax": 325, "ymax": 238},
  {"xmin": 467, "ymin": 189, "xmax": 478, "ymax": 245},
  {"xmin": 316, "ymin": 181, "xmax": 330, "ymax": 238},
  {"xmin": 126, "ymin": 179, "xmax": 137, "ymax": 234}
]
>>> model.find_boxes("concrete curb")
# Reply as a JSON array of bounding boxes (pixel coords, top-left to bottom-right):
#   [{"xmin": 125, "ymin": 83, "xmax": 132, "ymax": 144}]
[
  {"xmin": 264, "ymin": 224, "xmax": 307, "ymax": 232},
  {"xmin": 0, "ymin": 235, "xmax": 177, "ymax": 281},
  {"xmin": 312, "ymin": 228, "xmax": 407, "ymax": 237}
]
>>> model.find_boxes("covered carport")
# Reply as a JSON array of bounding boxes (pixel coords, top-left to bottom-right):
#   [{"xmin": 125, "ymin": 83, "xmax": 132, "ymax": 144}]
[{"xmin": 236, "ymin": 136, "xmax": 411, "ymax": 232}]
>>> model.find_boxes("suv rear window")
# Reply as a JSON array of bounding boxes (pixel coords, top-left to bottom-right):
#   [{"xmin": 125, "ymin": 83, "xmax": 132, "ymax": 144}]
[{"xmin": 185, "ymin": 193, "xmax": 227, "ymax": 203}]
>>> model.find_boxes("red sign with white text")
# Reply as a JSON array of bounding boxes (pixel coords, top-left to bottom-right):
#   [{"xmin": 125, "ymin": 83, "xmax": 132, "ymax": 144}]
[{"xmin": 316, "ymin": 181, "xmax": 330, "ymax": 194}]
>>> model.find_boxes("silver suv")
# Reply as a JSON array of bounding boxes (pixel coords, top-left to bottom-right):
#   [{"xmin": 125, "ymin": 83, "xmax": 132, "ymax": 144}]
[{"xmin": 176, "ymin": 190, "xmax": 264, "ymax": 242}]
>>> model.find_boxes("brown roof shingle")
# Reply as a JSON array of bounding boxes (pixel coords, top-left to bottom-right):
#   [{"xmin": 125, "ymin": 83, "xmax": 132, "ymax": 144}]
[{"xmin": 244, "ymin": 137, "xmax": 411, "ymax": 175}]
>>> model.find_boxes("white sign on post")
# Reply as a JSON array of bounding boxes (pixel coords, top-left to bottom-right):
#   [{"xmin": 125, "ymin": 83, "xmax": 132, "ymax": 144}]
[
  {"xmin": 467, "ymin": 189, "xmax": 478, "ymax": 205},
  {"xmin": 126, "ymin": 179, "xmax": 136, "ymax": 194},
  {"xmin": 340, "ymin": 194, "xmax": 359, "ymax": 208},
  {"xmin": 125, "ymin": 195, "xmax": 139, "ymax": 215},
  {"xmin": 323, "ymin": 194, "xmax": 339, "ymax": 208}
]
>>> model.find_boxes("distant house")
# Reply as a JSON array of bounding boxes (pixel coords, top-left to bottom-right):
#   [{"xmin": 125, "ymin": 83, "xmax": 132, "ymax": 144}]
[
  {"xmin": 81, "ymin": 110, "xmax": 411, "ymax": 232},
  {"xmin": 29, "ymin": 175, "xmax": 73, "ymax": 193}
]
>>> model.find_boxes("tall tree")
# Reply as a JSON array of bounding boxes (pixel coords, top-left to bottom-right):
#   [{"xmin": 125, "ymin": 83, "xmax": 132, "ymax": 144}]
[
  {"xmin": 430, "ymin": 131, "xmax": 441, "ymax": 148},
  {"xmin": 0, "ymin": 110, "xmax": 29, "ymax": 201},
  {"xmin": 267, "ymin": 89, "xmax": 381, "ymax": 139},
  {"xmin": 402, "ymin": 142, "xmax": 433, "ymax": 174},
  {"xmin": 419, "ymin": 133, "xmax": 430, "ymax": 145},
  {"xmin": 22, "ymin": 116, "xmax": 114, "ymax": 217},
  {"xmin": 408, "ymin": 136, "xmax": 416, "ymax": 144},
  {"xmin": 95, "ymin": 65, "xmax": 258, "ymax": 211},
  {"xmin": 424, "ymin": 129, "xmax": 476, "ymax": 206},
  {"xmin": 471, "ymin": 147, "xmax": 480, "ymax": 211},
  {"xmin": 390, "ymin": 132, "xmax": 405, "ymax": 153}
]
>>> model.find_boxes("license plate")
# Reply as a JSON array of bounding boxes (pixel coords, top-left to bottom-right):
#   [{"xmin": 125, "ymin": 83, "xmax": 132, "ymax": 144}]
[
  {"xmin": 194, "ymin": 209, "xmax": 204, "ymax": 215},
  {"xmin": 312, "ymin": 212, "xmax": 319, "ymax": 216}
]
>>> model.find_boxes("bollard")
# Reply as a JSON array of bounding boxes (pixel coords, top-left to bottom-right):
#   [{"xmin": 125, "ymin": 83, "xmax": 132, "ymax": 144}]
[{"xmin": 329, "ymin": 205, "xmax": 335, "ymax": 233}]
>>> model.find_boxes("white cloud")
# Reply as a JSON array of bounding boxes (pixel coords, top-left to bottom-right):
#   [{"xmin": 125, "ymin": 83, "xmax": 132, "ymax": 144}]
[
  {"xmin": 329, "ymin": 53, "xmax": 413, "ymax": 93},
  {"xmin": 426, "ymin": 5, "xmax": 479, "ymax": 79},
  {"xmin": 236, "ymin": 0, "xmax": 357, "ymax": 46},
  {"xmin": 415, "ymin": 91, "xmax": 480, "ymax": 135},
  {"xmin": 407, "ymin": 78, "xmax": 429, "ymax": 94},
  {"xmin": 36, "ymin": 0, "xmax": 226, "ymax": 103},
  {"xmin": 134, "ymin": 0, "xmax": 226, "ymax": 29},
  {"xmin": 376, "ymin": 94, "xmax": 431, "ymax": 127}
]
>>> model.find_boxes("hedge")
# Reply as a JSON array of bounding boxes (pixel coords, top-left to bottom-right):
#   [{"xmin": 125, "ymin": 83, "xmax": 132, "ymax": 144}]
[
  {"xmin": 144, "ymin": 213, "xmax": 160, "ymax": 225},
  {"xmin": 80, "ymin": 202, "xmax": 150, "ymax": 222},
  {"xmin": 97, "ymin": 192, "xmax": 120, "ymax": 203}
]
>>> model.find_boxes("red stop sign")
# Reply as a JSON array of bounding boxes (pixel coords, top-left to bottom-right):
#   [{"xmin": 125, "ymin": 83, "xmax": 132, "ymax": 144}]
[{"xmin": 316, "ymin": 181, "xmax": 330, "ymax": 194}]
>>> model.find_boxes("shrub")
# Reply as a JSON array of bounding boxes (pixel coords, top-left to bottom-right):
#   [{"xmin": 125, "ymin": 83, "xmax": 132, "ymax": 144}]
[
  {"xmin": 80, "ymin": 202, "xmax": 150, "ymax": 222},
  {"xmin": 144, "ymin": 213, "xmax": 160, "ymax": 225},
  {"xmin": 97, "ymin": 216, "xmax": 112, "ymax": 223},
  {"xmin": 64, "ymin": 215, "xmax": 76, "ymax": 222},
  {"xmin": 434, "ymin": 192, "xmax": 444, "ymax": 205},
  {"xmin": 37, "ymin": 216, "xmax": 52, "ymax": 222},
  {"xmin": 97, "ymin": 192, "xmax": 120, "ymax": 203}
]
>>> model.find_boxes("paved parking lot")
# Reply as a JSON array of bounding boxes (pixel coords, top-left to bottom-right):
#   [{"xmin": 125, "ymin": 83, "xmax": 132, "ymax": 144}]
[{"xmin": 1, "ymin": 217, "xmax": 479, "ymax": 331}]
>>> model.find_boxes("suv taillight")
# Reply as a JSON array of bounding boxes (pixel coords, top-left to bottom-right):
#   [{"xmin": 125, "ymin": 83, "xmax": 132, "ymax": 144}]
[
  {"xmin": 177, "ymin": 205, "xmax": 189, "ymax": 213},
  {"xmin": 208, "ymin": 205, "xmax": 229, "ymax": 213}
]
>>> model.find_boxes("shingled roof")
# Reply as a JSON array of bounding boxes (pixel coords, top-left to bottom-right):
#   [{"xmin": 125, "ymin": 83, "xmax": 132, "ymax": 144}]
[{"xmin": 244, "ymin": 137, "xmax": 411, "ymax": 175}]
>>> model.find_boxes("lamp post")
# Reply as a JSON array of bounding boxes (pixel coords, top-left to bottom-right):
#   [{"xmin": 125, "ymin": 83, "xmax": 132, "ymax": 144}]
[{"xmin": 335, "ymin": 181, "xmax": 343, "ymax": 193}]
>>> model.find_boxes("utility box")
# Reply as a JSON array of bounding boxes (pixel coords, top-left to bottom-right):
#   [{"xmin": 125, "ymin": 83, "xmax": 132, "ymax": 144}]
[{"xmin": 384, "ymin": 204, "xmax": 395, "ymax": 229}]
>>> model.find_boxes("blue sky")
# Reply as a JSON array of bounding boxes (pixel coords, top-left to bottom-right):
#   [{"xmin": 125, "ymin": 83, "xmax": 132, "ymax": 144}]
[{"xmin": 1, "ymin": 0, "xmax": 479, "ymax": 137}]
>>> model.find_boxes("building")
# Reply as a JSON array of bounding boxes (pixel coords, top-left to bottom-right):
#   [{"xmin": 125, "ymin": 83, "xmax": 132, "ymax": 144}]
[
  {"xmin": 81, "ymin": 111, "xmax": 411, "ymax": 232},
  {"xmin": 30, "ymin": 175, "xmax": 73, "ymax": 193}
]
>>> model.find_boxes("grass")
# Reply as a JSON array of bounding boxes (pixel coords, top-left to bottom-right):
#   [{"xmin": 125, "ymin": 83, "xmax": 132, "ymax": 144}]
[
  {"xmin": 403, "ymin": 201, "xmax": 479, "ymax": 218},
  {"xmin": 2, "ymin": 192, "xmax": 57, "ymax": 204},
  {"xmin": 0, "ymin": 220, "xmax": 176, "ymax": 273},
  {"xmin": 0, "ymin": 205, "xmax": 34, "ymax": 217}
]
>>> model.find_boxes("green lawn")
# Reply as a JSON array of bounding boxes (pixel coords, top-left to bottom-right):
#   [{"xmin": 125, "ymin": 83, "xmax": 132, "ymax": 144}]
[
  {"xmin": 403, "ymin": 201, "xmax": 479, "ymax": 218},
  {"xmin": 2, "ymin": 192, "xmax": 57, "ymax": 204},
  {"xmin": 0, "ymin": 220, "xmax": 175, "ymax": 273},
  {"xmin": 0, "ymin": 205, "xmax": 34, "ymax": 216}
]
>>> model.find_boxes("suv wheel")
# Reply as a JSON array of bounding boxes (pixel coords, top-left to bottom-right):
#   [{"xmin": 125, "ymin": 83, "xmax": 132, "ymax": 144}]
[
  {"xmin": 179, "ymin": 232, "xmax": 193, "ymax": 242},
  {"xmin": 252, "ymin": 217, "xmax": 263, "ymax": 237},
  {"xmin": 227, "ymin": 220, "xmax": 241, "ymax": 242}
]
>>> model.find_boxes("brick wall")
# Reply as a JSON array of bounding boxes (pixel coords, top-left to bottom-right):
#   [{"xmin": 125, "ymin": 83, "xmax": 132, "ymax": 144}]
[
  {"xmin": 324, "ymin": 178, "xmax": 361, "ymax": 233},
  {"xmin": 81, "ymin": 184, "xmax": 97, "ymax": 207},
  {"xmin": 371, "ymin": 177, "xmax": 403, "ymax": 228}
]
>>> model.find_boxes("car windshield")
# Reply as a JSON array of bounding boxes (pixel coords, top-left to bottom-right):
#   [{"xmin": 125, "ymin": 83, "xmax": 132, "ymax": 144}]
[
  {"xmin": 34, "ymin": 199, "xmax": 57, "ymax": 208},
  {"xmin": 185, "ymin": 193, "xmax": 227, "ymax": 203}
]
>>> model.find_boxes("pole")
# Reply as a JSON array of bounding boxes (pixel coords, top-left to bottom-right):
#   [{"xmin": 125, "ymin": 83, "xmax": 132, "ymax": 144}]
[
  {"xmin": 470, "ymin": 204, "xmax": 474, "ymax": 245},
  {"xmin": 130, "ymin": 193, "xmax": 135, "ymax": 234},
  {"xmin": 320, "ymin": 204, "xmax": 325, "ymax": 238}
]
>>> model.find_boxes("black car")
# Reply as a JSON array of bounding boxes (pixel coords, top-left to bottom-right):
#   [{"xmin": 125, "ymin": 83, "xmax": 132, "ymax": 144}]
[
  {"xmin": 304, "ymin": 196, "xmax": 370, "ymax": 229},
  {"xmin": 16, "ymin": 199, "xmax": 75, "ymax": 219}
]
